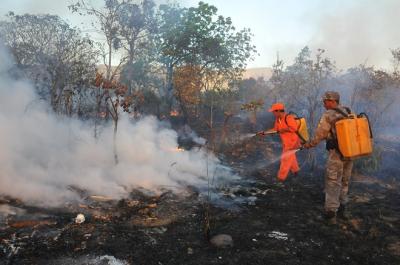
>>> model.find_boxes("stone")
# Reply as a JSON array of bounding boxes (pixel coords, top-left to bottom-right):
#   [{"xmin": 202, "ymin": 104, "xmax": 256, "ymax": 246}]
[{"xmin": 210, "ymin": 234, "xmax": 233, "ymax": 248}]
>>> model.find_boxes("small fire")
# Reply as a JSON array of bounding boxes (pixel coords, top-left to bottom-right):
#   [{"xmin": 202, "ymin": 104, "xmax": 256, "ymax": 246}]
[
  {"xmin": 171, "ymin": 147, "xmax": 185, "ymax": 152},
  {"xmin": 170, "ymin": 110, "xmax": 179, "ymax": 117},
  {"xmin": 99, "ymin": 111, "xmax": 107, "ymax": 118}
]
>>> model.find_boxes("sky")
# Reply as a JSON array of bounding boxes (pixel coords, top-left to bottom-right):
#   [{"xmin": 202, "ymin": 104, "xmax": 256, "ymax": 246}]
[{"xmin": 1, "ymin": 0, "xmax": 399, "ymax": 70}]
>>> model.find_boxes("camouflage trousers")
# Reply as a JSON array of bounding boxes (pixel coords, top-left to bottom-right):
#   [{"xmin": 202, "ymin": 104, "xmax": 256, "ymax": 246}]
[{"xmin": 324, "ymin": 150, "xmax": 353, "ymax": 212}]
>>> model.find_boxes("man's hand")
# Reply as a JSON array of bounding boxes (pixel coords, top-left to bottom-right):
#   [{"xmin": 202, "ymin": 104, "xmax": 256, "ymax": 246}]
[{"xmin": 303, "ymin": 142, "xmax": 312, "ymax": 149}]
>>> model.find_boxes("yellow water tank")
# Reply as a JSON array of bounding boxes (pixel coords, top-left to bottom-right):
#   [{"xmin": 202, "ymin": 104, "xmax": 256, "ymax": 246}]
[
  {"xmin": 286, "ymin": 112, "xmax": 309, "ymax": 144},
  {"xmin": 296, "ymin": 117, "xmax": 309, "ymax": 143},
  {"xmin": 335, "ymin": 114, "xmax": 373, "ymax": 159}
]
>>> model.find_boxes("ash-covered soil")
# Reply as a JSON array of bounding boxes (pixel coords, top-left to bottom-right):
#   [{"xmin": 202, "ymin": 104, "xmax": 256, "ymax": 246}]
[{"xmin": 1, "ymin": 138, "xmax": 399, "ymax": 265}]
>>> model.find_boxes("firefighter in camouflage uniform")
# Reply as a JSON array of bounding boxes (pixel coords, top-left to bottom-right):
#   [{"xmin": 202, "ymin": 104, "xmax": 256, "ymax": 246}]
[{"xmin": 303, "ymin": 91, "xmax": 353, "ymax": 225}]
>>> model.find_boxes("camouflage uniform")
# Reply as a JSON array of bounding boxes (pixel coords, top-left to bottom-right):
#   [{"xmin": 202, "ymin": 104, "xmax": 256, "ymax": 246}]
[{"xmin": 308, "ymin": 104, "xmax": 353, "ymax": 213}]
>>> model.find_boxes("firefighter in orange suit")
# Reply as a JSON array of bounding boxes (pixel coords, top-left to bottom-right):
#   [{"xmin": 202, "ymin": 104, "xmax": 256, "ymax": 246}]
[{"xmin": 258, "ymin": 103, "xmax": 301, "ymax": 181}]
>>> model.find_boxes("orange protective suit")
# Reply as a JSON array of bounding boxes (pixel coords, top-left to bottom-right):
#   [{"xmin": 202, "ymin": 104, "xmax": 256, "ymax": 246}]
[{"xmin": 273, "ymin": 114, "xmax": 301, "ymax": 181}]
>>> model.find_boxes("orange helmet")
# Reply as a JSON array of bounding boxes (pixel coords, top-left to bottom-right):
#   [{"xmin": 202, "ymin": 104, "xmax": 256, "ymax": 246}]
[{"xmin": 268, "ymin": 102, "xmax": 285, "ymax": 112}]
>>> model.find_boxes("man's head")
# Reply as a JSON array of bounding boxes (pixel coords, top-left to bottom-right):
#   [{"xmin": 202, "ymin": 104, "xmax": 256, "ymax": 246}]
[
  {"xmin": 269, "ymin": 102, "xmax": 285, "ymax": 118},
  {"xmin": 322, "ymin": 91, "xmax": 340, "ymax": 110}
]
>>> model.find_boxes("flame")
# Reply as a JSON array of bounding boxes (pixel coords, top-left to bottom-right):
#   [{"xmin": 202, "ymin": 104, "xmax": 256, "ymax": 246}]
[
  {"xmin": 162, "ymin": 146, "xmax": 185, "ymax": 153},
  {"xmin": 98, "ymin": 111, "xmax": 107, "ymax": 118},
  {"xmin": 170, "ymin": 110, "xmax": 179, "ymax": 117},
  {"xmin": 170, "ymin": 147, "xmax": 185, "ymax": 152}
]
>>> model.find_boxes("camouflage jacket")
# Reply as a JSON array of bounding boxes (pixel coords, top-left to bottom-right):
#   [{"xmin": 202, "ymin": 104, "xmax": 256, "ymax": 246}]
[{"xmin": 308, "ymin": 105, "xmax": 351, "ymax": 147}]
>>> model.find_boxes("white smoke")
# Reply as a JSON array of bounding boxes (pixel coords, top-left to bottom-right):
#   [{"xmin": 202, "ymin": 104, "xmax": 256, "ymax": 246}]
[
  {"xmin": 0, "ymin": 43, "xmax": 231, "ymax": 206},
  {"xmin": 310, "ymin": 0, "xmax": 400, "ymax": 70}
]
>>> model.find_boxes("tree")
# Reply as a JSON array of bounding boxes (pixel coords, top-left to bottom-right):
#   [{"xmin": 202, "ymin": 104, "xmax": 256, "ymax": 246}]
[
  {"xmin": 241, "ymin": 99, "xmax": 264, "ymax": 130},
  {"xmin": 69, "ymin": 0, "xmax": 127, "ymax": 81},
  {"xmin": 70, "ymin": 0, "xmax": 162, "ymax": 120},
  {"xmin": 70, "ymin": 0, "xmax": 132, "ymax": 137},
  {"xmin": 117, "ymin": 0, "xmax": 158, "ymax": 94},
  {"xmin": 217, "ymin": 88, "xmax": 241, "ymax": 146},
  {"xmin": 157, "ymin": 2, "xmax": 256, "ymax": 148},
  {"xmin": 341, "ymin": 65, "xmax": 397, "ymax": 130},
  {"xmin": 391, "ymin": 48, "xmax": 400, "ymax": 74},
  {"xmin": 0, "ymin": 13, "xmax": 97, "ymax": 114},
  {"xmin": 270, "ymin": 47, "xmax": 336, "ymax": 130},
  {"xmin": 156, "ymin": 3, "xmax": 187, "ymax": 112},
  {"xmin": 173, "ymin": 65, "xmax": 202, "ymax": 122},
  {"xmin": 157, "ymin": 2, "xmax": 256, "ymax": 116},
  {"xmin": 93, "ymin": 72, "xmax": 143, "ymax": 164}
]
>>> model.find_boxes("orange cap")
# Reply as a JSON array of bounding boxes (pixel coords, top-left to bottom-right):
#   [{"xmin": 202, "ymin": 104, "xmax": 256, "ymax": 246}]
[{"xmin": 268, "ymin": 102, "xmax": 285, "ymax": 112}]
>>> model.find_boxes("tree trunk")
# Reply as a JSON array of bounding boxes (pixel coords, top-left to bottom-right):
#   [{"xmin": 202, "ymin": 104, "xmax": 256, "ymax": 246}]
[
  {"xmin": 94, "ymin": 90, "xmax": 101, "ymax": 139},
  {"xmin": 219, "ymin": 113, "xmax": 233, "ymax": 148},
  {"xmin": 107, "ymin": 40, "xmax": 112, "ymax": 80},
  {"xmin": 166, "ymin": 63, "xmax": 174, "ymax": 113},
  {"xmin": 51, "ymin": 78, "xmax": 59, "ymax": 113},
  {"xmin": 208, "ymin": 95, "xmax": 215, "ymax": 150},
  {"xmin": 113, "ymin": 117, "xmax": 119, "ymax": 165}
]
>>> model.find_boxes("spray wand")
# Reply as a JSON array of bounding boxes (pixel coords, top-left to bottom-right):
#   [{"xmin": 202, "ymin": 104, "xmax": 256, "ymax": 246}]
[{"xmin": 256, "ymin": 130, "xmax": 278, "ymax": 136}]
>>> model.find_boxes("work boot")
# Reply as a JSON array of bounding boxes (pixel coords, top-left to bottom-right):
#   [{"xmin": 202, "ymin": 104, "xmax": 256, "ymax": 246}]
[
  {"xmin": 275, "ymin": 180, "xmax": 285, "ymax": 188},
  {"xmin": 337, "ymin": 205, "xmax": 351, "ymax": 220},
  {"xmin": 324, "ymin": 211, "xmax": 337, "ymax": 225},
  {"xmin": 290, "ymin": 171, "xmax": 299, "ymax": 184}
]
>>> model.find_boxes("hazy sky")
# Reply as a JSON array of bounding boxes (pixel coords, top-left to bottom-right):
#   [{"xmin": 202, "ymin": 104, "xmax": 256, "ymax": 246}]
[{"xmin": 1, "ymin": 0, "xmax": 399, "ymax": 70}]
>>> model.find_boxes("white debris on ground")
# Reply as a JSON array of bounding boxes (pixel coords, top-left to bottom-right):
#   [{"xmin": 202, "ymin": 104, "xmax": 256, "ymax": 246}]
[
  {"xmin": 98, "ymin": 255, "xmax": 129, "ymax": 265},
  {"xmin": 45, "ymin": 255, "xmax": 129, "ymax": 265},
  {"xmin": 75, "ymin": 213, "xmax": 85, "ymax": 224},
  {"xmin": 268, "ymin": 231, "xmax": 288, "ymax": 241}
]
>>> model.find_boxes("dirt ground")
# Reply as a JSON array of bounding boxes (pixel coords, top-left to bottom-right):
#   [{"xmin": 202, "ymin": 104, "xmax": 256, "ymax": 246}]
[{"xmin": 1, "ymin": 138, "xmax": 399, "ymax": 265}]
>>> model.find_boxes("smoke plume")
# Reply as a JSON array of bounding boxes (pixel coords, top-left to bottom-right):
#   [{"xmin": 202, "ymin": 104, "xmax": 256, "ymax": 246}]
[
  {"xmin": 0, "ymin": 43, "xmax": 230, "ymax": 206},
  {"xmin": 310, "ymin": 0, "xmax": 400, "ymax": 70}
]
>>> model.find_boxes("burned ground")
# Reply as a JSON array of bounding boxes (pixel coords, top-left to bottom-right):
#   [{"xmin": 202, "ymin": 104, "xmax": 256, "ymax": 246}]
[{"xmin": 1, "ymin": 138, "xmax": 399, "ymax": 265}]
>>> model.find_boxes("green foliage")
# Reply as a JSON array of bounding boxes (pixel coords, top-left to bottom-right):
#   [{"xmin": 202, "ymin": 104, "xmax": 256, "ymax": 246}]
[{"xmin": 157, "ymin": 1, "xmax": 256, "ymax": 109}]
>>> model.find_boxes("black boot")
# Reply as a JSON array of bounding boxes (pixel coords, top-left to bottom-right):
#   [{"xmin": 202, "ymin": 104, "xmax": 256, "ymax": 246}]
[
  {"xmin": 324, "ymin": 210, "xmax": 337, "ymax": 225},
  {"xmin": 287, "ymin": 171, "xmax": 299, "ymax": 184},
  {"xmin": 337, "ymin": 204, "xmax": 351, "ymax": 220}
]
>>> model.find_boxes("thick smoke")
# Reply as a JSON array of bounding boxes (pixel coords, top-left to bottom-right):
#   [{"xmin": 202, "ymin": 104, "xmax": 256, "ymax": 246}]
[
  {"xmin": 310, "ymin": 0, "xmax": 400, "ymax": 69},
  {"xmin": 0, "ymin": 44, "xmax": 229, "ymax": 206}
]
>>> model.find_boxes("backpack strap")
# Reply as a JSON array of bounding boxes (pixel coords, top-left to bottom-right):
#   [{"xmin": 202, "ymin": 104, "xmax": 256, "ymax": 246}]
[
  {"xmin": 285, "ymin": 111, "xmax": 299, "ymax": 123},
  {"xmin": 283, "ymin": 113, "xmax": 299, "ymax": 131},
  {"xmin": 358, "ymin": 112, "xmax": 374, "ymax": 139},
  {"xmin": 333, "ymin": 107, "xmax": 350, "ymax": 118},
  {"xmin": 329, "ymin": 107, "xmax": 351, "ymax": 159},
  {"xmin": 331, "ymin": 107, "xmax": 351, "ymax": 135},
  {"xmin": 284, "ymin": 112, "xmax": 307, "ymax": 143}
]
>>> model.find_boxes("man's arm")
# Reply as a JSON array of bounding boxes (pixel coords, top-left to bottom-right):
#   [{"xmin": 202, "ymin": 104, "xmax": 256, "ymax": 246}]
[{"xmin": 304, "ymin": 113, "xmax": 331, "ymax": 148}]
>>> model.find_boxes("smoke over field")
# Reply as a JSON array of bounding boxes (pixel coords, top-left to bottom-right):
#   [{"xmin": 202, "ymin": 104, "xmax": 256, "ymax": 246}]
[{"xmin": 0, "ymin": 44, "xmax": 228, "ymax": 206}]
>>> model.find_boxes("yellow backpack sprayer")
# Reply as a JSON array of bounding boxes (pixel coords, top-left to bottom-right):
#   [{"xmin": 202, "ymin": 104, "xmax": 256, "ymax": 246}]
[
  {"xmin": 285, "ymin": 112, "xmax": 309, "ymax": 144},
  {"xmin": 253, "ymin": 111, "xmax": 309, "ymax": 152},
  {"xmin": 333, "ymin": 109, "xmax": 373, "ymax": 159}
]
